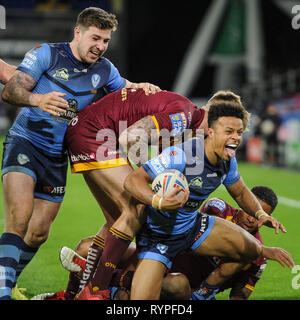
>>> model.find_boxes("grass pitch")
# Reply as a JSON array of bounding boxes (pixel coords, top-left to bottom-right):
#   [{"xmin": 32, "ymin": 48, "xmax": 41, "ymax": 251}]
[{"xmin": 0, "ymin": 136, "xmax": 300, "ymax": 300}]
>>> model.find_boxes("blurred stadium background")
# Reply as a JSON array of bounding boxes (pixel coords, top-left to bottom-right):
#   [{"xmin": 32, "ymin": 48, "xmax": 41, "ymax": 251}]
[{"xmin": 0, "ymin": 0, "xmax": 300, "ymax": 300}]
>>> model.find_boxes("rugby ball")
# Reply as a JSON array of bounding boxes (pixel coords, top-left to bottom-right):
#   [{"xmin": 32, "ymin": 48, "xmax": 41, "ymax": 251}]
[{"xmin": 152, "ymin": 169, "xmax": 189, "ymax": 197}]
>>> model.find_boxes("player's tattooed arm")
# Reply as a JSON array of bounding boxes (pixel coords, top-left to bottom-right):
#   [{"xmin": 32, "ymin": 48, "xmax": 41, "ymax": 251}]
[
  {"xmin": 2, "ymin": 70, "xmax": 68, "ymax": 116},
  {"xmin": 119, "ymin": 115, "xmax": 158, "ymax": 166},
  {"xmin": 119, "ymin": 115, "xmax": 158, "ymax": 151},
  {"xmin": 1, "ymin": 70, "xmax": 38, "ymax": 106}
]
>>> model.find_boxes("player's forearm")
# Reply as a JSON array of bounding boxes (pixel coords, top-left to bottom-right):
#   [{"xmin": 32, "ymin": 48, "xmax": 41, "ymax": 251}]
[
  {"xmin": 119, "ymin": 116, "xmax": 159, "ymax": 166},
  {"xmin": 1, "ymin": 71, "xmax": 40, "ymax": 107},
  {"xmin": 227, "ymin": 179, "xmax": 262, "ymax": 218},
  {"xmin": 2, "ymin": 84, "xmax": 42, "ymax": 107},
  {"xmin": 235, "ymin": 188, "xmax": 262, "ymax": 218},
  {"xmin": 0, "ymin": 60, "xmax": 17, "ymax": 85},
  {"xmin": 124, "ymin": 167, "xmax": 154, "ymax": 206}
]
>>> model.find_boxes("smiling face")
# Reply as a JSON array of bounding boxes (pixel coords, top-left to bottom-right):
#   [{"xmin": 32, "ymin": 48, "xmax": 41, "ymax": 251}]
[
  {"xmin": 205, "ymin": 116, "xmax": 244, "ymax": 163},
  {"xmin": 72, "ymin": 25, "xmax": 111, "ymax": 64},
  {"xmin": 237, "ymin": 198, "xmax": 272, "ymax": 234}
]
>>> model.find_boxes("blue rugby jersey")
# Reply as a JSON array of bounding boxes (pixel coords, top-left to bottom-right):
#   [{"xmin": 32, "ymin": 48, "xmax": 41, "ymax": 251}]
[
  {"xmin": 9, "ymin": 43, "xmax": 126, "ymax": 155},
  {"xmin": 142, "ymin": 138, "xmax": 240, "ymax": 235}
]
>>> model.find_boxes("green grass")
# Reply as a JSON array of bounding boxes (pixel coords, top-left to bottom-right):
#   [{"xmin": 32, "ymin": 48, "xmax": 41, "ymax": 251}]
[{"xmin": 1, "ymin": 136, "xmax": 300, "ymax": 300}]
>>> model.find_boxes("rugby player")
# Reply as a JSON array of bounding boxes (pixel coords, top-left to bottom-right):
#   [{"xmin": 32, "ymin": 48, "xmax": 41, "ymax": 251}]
[
  {"xmin": 65, "ymin": 89, "xmax": 269, "ymax": 299},
  {"xmin": 123, "ymin": 101, "xmax": 293, "ymax": 299},
  {"xmin": 0, "ymin": 7, "xmax": 159, "ymax": 300},
  {"xmin": 172, "ymin": 185, "xmax": 279, "ymax": 300},
  {"xmin": 31, "ymin": 186, "xmax": 288, "ymax": 300}
]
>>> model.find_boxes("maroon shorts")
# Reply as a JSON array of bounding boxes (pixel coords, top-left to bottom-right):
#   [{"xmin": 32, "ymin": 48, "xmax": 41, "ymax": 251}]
[{"xmin": 65, "ymin": 105, "xmax": 129, "ymax": 173}]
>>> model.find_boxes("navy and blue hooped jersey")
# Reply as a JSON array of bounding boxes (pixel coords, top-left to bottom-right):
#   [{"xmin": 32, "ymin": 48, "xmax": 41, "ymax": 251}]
[
  {"xmin": 9, "ymin": 42, "xmax": 126, "ymax": 155},
  {"xmin": 142, "ymin": 137, "xmax": 240, "ymax": 235}
]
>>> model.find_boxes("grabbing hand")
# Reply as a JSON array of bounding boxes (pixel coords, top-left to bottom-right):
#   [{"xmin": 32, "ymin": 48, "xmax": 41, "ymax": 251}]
[
  {"xmin": 261, "ymin": 246, "xmax": 294, "ymax": 269},
  {"xmin": 37, "ymin": 91, "xmax": 69, "ymax": 117},
  {"xmin": 159, "ymin": 187, "xmax": 190, "ymax": 211},
  {"xmin": 258, "ymin": 214, "xmax": 286, "ymax": 234},
  {"xmin": 131, "ymin": 82, "xmax": 161, "ymax": 95}
]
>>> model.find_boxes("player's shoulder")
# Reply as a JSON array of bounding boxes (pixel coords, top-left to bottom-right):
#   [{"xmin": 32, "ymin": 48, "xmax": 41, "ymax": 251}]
[
  {"xmin": 144, "ymin": 144, "xmax": 187, "ymax": 176},
  {"xmin": 26, "ymin": 43, "xmax": 51, "ymax": 55}
]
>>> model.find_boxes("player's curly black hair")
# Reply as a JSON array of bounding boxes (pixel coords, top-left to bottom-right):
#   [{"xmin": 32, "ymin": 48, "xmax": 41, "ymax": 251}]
[
  {"xmin": 207, "ymin": 91, "xmax": 250, "ymax": 131},
  {"xmin": 208, "ymin": 102, "xmax": 250, "ymax": 131},
  {"xmin": 251, "ymin": 185, "xmax": 278, "ymax": 213}
]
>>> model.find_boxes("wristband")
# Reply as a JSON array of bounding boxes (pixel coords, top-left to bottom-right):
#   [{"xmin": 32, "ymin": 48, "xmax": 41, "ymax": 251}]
[
  {"xmin": 158, "ymin": 197, "xmax": 163, "ymax": 210},
  {"xmin": 152, "ymin": 194, "xmax": 161, "ymax": 209},
  {"xmin": 255, "ymin": 210, "xmax": 269, "ymax": 220}
]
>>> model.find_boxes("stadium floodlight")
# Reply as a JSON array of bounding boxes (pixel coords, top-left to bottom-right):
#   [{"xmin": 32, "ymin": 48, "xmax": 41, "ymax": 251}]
[{"xmin": 0, "ymin": 5, "xmax": 5, "ymax": 30}]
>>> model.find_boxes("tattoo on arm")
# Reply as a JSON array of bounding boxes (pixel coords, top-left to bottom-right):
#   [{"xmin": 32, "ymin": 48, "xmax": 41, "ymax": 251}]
[
  {"xmin": 2, "ymin": 70, "xmax": 37, "ymax": 106},
  {"xmin": 125, "ymin": 116, "xmax": 157, "ymax": 151}
]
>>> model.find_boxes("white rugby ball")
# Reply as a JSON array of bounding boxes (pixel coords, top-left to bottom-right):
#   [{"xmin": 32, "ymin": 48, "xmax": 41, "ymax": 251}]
[{"xmin": 152, "ymin": 169, "xmax": 189, "ymax": 197}]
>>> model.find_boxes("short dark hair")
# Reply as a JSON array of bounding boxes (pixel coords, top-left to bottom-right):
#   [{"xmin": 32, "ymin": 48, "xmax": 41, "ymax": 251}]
[
  {"xmin": 207, "ymin": 91, "xmax": 250, "ymax": 131},
  {"xmin": 76, "ymin": 7, "xmax": 118, "ymax": 31},
  {"xmin": 251, "ymin": 185, "xmax": 278, "ymax": 213}
]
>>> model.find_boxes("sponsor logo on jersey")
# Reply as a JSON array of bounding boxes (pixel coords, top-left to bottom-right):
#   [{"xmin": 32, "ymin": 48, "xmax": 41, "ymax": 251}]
[
  {"xmin": 25, "ymin": 52, "xmax": 37, "ymax": 60},
  {"xmin": 189, "ymin": 177, "xmax": 203, "ymax": 188},
  {"xmin": 53, "ymin": 68, "xmax": 69, "ymax": 81},
  {"xmin": 158, "ymin": 153, "xmax": 170, "ymax": 168},
  {"xmin": 169, "ymin": 113, "xmax": 187, "ymax": 137},
  {"xmin": 17, "ymin": 153, "xmax": 30, "ymax": 165},
  {"xmin": 57, "ymin": 99, "xmax": 78, "ymax": 122},
  {"xmin": 121, "ymin": 88, "xmax": 127, "ymax": 101},
  {"xmin": 71, "ymin": 153, "xmax": 96, "ymax": 162},
  {"xmin": 91, "ymin": 74, "xmax": 101, "ymax": 88},
  {"xmin": 207, "ymin": 172, "xmax": 217, "ymax": 177},
  {"xmin": 73, "ymin": 68, "xmax": 87, "ymax": 73},
  {"xmin": 183, "ymin": 199, "xmax": 202, "ymax": 212},
  {"xmin": 70, "ymin": 116, "xmax": 79, "ymax": 126},
  {"xmin": 149, "ymin": 157, "xmax": 167, "ymax": 174}
]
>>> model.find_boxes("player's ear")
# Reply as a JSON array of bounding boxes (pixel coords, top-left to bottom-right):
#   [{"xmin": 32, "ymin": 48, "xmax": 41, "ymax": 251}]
[
  {"xmin": 207, "ymin": 127, "xmax": 214, "ymax": 138},
  {"xmin": 73, "ymin": 26, "xmax": 81, "ymax": 40}
]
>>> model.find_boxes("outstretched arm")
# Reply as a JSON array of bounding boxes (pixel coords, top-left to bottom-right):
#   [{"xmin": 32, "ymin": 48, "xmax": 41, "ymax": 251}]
[{"xmin": 226, "ymin": 178, "xmax": 286, "ymax": 234}]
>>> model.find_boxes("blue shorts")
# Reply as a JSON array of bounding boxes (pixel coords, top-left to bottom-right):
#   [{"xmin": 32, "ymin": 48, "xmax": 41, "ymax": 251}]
[
  {"xmin": 136, "ymin": 212, "xmax": 215, "ymax": 268},
  {"xmin": 1, "ymin": 135, "xmax": 68, "ymax": 202}
]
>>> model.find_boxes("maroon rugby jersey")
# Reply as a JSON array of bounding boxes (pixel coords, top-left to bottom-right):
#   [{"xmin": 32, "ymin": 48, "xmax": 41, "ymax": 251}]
[
  {"xmin": 170, "ymin": 198, "xmax": 267, "ymax": 293},
  {"xmin": 65, "ymin": 88, "xmax": 205, "ymax": 171},
  {"xmin": 68, "ymin": 88, "xmax": 204, "ymax": 136}
]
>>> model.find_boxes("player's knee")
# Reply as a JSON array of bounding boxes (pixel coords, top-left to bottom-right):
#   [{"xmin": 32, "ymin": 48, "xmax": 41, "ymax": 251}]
[
  {"xmin": 74, "ymin": 236, "xmax": 94, "ymax": 258},
  {"xmin": 161, "ymin": 273, "xmax": 191, "ymax": 300},
  {"xmin": 25, "ymin": 230, "xmax": 49, "ymax": 247}
]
